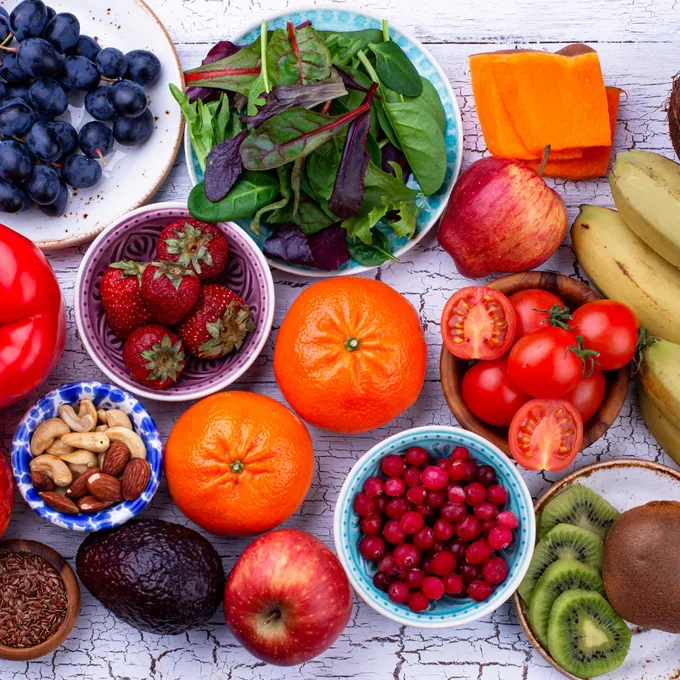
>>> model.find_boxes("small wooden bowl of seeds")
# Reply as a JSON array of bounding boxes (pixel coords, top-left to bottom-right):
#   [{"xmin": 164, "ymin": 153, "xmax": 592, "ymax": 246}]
[{"xmin": 0, "ymin": 539, "xmax": 80, "ymax": 661}]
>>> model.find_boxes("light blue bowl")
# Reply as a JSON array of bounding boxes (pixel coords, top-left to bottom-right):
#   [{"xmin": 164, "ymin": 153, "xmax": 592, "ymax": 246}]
[
  {"xmin": 12, "ymin": 382, "xmax": 163, "ymax": 532},
  {"xmin": 333, "ymin": 427, "xmax": 536, "ymax": 628},
  {"xmin": 185, "ymin": 6, "xmax": 463, "ymax": 277}
]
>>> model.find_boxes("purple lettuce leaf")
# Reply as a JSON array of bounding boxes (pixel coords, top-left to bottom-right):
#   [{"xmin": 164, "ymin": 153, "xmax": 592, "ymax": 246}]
[
  {"xmin": 335, "ymin": 66, "xmax": 370, "ymax": 94},
  {"xmin": 188, "ymin": 41, "xmax": 243, "ymax": 103},
  {"xmin": 308, "ymin": 224, "xmax": 350, "ymax": 270},
  {"xmin": 263, "ymin": 223, "xmax": 314, "ymax": 266},
  {"xmin": 204, "ymin": 129, "xmax": 248, "ymax": 203},
  {"xmin": 381, "ymin": 141, "xmax": 412, "ymax": 184}
]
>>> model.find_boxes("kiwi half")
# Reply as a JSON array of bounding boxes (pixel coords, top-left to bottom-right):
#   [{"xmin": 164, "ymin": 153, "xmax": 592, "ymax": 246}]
[
  {"xmin": 547, "ymin": 589, "xmax": 631, "ymax": 678},
  {"xmin": 528, "ymin": 558, "xmax": 605, "ymax": 647},
  {"xmin": 518, "ymin": 524, "xmax": 603, "ymax": 602},
  {"xmin": 539, "ymin": 486, "xmax": 620, "ymax": 540}
]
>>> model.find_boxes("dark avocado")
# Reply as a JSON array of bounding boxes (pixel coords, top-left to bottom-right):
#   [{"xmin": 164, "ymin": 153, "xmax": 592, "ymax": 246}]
[{"xmin": 76, "ymin": 519, "xmax": 225, "ymax": 634}]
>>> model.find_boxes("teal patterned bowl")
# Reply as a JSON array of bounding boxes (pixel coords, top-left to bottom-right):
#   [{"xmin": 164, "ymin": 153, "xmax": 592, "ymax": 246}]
[
  {"xmin": 184, "ymin": 7, "xmax": 463, "ymax": 277},
  {"xmin": 333, "ymin": 427, "xmax": 536, "ymax": 628}
]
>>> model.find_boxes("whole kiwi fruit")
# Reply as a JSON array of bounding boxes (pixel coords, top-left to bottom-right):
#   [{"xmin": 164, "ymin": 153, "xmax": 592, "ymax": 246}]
[{"xmin": 602, "ymin": 500, "xmax": 680, "ymax": 633}]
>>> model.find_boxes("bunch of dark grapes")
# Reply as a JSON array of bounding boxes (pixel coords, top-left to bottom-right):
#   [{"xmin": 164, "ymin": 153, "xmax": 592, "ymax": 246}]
[{"xmin": 0, "ymin": 0, "xmax": 161, "ymax": 216}]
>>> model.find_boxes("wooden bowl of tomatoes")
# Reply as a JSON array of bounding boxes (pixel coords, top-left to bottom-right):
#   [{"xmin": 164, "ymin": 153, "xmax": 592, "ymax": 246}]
[{"xmin": 439, "ymin": 272, "xmax": 632, "ymax": 468}]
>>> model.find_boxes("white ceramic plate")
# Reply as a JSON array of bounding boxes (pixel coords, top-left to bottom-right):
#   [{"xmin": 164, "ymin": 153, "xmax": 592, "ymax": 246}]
[
  {"xmin": 3, "ymin": 0, "xmax": 184, "ymax": 249},
  {"xmin": 513, "ymin": 459, "xmax": 680, "ymax": 680}
]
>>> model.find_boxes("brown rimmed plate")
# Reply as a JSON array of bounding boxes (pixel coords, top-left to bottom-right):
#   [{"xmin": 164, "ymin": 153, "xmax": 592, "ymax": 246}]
[{"xmin": 513, "ymin": 458, "xmax": 680, "ymax": 680}]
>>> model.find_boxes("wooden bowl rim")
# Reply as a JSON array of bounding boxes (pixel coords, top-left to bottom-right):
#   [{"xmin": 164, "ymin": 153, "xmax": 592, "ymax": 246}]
[{"xmin": 0, "ymin": 539, "xmax": 80, "ymax": 661}]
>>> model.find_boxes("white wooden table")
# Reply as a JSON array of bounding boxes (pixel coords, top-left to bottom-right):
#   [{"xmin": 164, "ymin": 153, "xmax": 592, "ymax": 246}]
[{"xmin": 0, "ymin": 1, "xmax": 677, "ymax": 678}]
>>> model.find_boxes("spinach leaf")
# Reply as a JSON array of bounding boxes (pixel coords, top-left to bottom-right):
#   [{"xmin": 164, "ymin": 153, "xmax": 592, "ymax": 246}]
[
  {"xmin": 366, "ymin": 133, "xmax": 382, "ymax": 167},
  {"xmin": 250, "ymin": 165, "xmax": 292, "ymax": 235},
  {"xmin": 267, "ymin": 24, "xmax": 331, "ymax": 86},
  {"xmin": 347, "ymin": 228, "xmax": 400, "ymax": 266},
  {"xmin": 204, "ymin": 129, "xmax": 248, "ymax": 202},
  {"xmin": 319, "ymin": 29, "xmax": 383, "ymax": 68},
  {"xmin": 373, "ymin": 97, "xmax": 401, "ymax": 150},
  {"xmin": 188, "ymin": 172, "xmax": 279, "ymax": 222},
  {"xmin": 411, "ymin": 77, "xmax": 446, "ymax": 132},
  {"xmin": 307, "ymin": 134, "xmax": 343, "ymax": 200},
  {"xmin": 296, "ymin": 199, "xmax": 336, "ymax": 234},
  {"xmin": 369, "ymin": 41, "xmax": 423, "ymax": 97}
]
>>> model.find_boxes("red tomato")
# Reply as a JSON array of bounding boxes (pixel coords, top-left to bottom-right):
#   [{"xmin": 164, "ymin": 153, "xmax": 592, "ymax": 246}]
[
  {"xmin": 564, "ymin": 369, "xmax": 606, "ymax": 423},
  {"xmin": 509, "ymin": 399, "xmax": 583, "ymax": 471},
  {"xmin": 507, "ymin": 327, "xmax": 583, "ymax": 398},
  {"xmin": 461, "ymin": 357, "xmax": 530, "ymax": 426},
  {"xmin": 508, "ymin": 289, "xmax": 566, "ymax": 339},
  {"xmin": 571, "ymin": 301, "xmax": 639, "ymax": 370},
  {"xmin": 441, "ymin": 287, "xmax": 516, "ymax": 360},
  {"xmin": 0, "ymin": 225, "xmax": 66, "ymax": 409}
]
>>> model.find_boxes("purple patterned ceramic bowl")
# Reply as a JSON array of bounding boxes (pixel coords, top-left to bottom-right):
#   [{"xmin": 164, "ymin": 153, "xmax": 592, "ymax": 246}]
[{"xmin": 74, "ymin": 202, "xmax": 275, "ymax": 402}]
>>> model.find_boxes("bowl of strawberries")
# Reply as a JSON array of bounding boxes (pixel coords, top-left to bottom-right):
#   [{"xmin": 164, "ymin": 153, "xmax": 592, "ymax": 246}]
[{"xmin": 74, "ymin": 202, "xmax": 275, "ymax": 402}]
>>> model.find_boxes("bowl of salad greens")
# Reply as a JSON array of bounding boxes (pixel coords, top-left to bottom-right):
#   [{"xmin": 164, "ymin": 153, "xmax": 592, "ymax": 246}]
[{"xmin": 176, "ymin": 7, "xmax": 462, "ymax": 276}]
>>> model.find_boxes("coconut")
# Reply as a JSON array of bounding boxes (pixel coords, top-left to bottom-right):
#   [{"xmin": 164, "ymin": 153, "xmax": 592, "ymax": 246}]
[{"xmin": 669, "ymin": 75, "xmax": 680, "ymax": 159}]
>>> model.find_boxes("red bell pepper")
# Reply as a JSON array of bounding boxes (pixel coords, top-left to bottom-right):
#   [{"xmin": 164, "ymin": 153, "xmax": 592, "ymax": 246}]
[{"xmin": 0, "ymin": 224, "xmax": 66, "ymax": 409}]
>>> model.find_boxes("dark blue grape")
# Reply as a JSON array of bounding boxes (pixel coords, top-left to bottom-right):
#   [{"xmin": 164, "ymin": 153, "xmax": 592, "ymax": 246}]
[
  {"xmin": 50, "ymin": 120, "xmax": 77, "ymax": 156},
  {"xmin": 0, "ymin": 82, "xmax": 6, "ymax": 101},
  {"xmin": 63, "ymin": 154, "xmax": 101, "ymax": 188},
  {"xmin": 45, "ymin": 6, "xmax": 55, "ymax": 22},
  {"xmin": 39, "ymin": 179, "xmax": 67, "ymax": 216},
  {"xmin": 113, "ymin": 107, "xmax": 153, "ymax": 146},
  {"xmin": 60, "ymin": 55, "xmax": 100, "ymax": 91},
  {"xmin": 17, "ymin": 37, "xmax": 63, "ymax": 79},
  {"xmin": 0, "ymin": 14, "xmax": 11, "ymax": 43},
  {"xmin": 78, "ymin": 121, "xmax": 113, "ymax": 160},
  {"xmin": 25, "ymin": 120, "xmax": 61, "ymax": 162},
  {"xmin": 84, "ymin": 86, "xmax": 115, "ymax": 121},
  {"xmin": 0, "ymin": 8, "xmax": 9, "ymax": 20},
  {"xmin": 10, "ymin": 0, "xmax": 48, "ymax": 42},
  {"xmin": 0, "ymin": 97, "xmax": 35, "ymax": 136},
  {"xmin": 0, "ymin": 53, "xmax": 29, "ymax": 84},
  {"xmin": 28, "ymin": 78, "xmax": 67, "ymax": 119},
  {"xmin": 0, "ymin": 140, "xmax": 32, "ymax": 183},
  {"xmin": 43, "ymin": 12, "xmax": 79, "ymax": 52},
  {"xmin": 19, "ymin": 190, "xmax": 33, "ymax": 211},
  {"xmin": 96, "ymin": 47, "xmax": 126, "ymax": 79},
  {"xmin": 125, "ymin": 50, "xmax": 161, "ymax": 87},
  {"xmin": 26, "ymin": 164, "xmax": 60, "ymax": 204},
  {"xmin": 108, "ymin": 79, "xmax": 146, "ymax": 118},
  {"xmin": 68, "ymin": 35, "xmax": 100, "ymax": 61},
  {"xmin": 6, "ymin": 83, "xmax": 30, "ymax": 102},
  {"xmin": 0, "ymin": 177, "xmax": 29, "ymax": 212}
]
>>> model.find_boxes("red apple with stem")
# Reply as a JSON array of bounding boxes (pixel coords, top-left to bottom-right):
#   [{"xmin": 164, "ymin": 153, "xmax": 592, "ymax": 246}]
[
  {"xmin": 224, "ymin": 529, "xmax": 353, "ymax": 666},
  {"xmin": 0, "ymin": 453, "xmax": 14, "ymax": 538}
]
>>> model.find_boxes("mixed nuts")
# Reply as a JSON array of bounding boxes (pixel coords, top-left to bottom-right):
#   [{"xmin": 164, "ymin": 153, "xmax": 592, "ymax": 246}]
[{"xmin": 29, "ymin": 401, "xmax": 151, "ymax": 515}]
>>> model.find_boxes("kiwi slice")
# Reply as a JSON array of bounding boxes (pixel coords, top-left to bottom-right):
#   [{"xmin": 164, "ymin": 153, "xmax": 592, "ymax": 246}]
[
  {"xmin": 518, "ymin": 524, "xmax": 603, "ymax": 602},
  {"xmin": 539, "ymin": 486, "xmax": 620, "ymax": 540},
  {"xmin": 528, "ymin": 558, "xmax": 605, "ymax": 647},
  {"xmin": 547, "ymin": 589, "xmax": 631, "ymax": 678}
]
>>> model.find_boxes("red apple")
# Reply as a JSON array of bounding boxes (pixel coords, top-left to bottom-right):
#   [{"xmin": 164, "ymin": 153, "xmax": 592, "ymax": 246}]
[
  {"xmin": 224, "ymin": 529, "xmax": 353, "ymax": 666},
  {"xmin": 0, "ymin": 453, "xmax": 13, "ymax": 538},
  {"xmin": 438, "ymin": 157, "xmax": 568, "ymax": 278}
]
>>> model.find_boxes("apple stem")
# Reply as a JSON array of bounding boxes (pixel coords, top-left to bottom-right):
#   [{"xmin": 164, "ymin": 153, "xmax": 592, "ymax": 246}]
[
  {"xmin": 538, "ymin": 145, "xmax": 551, "ymax": 177},
  {"xmin": 265, "ymin": 610, "xmax": 281, "ymax": 625}
]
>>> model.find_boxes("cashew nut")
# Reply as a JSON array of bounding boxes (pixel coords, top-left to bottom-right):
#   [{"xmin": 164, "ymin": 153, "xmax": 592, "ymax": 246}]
[
  {"xmin": 67, "ymin": 463, "xmax": 93, "ymax": 476},
  {"xmin": 61, "ymin": 432, "xmax": 110, "ymax": 453},
  {"xmin": 60, "ymin": 450, "xmax": 98, "ymax": 468},
  {"xmin": 30, "ymin": 455, "xmax": 73, "ymax": 488},
  {"xmin": 58, "ymin": 401, "xmax": 97, "ymax": 433},
  {"xmin": 95, "ymin": 425, "xmax": 109, "ymax": 433},
  {"xmin": 97, "ymin": 409, "xmax": 107, "ymax": 424},
  {"xmin": 97, "ymin": 452, "xmax": 106, "ymax": 469},
  {"xmin": 46, "ymin": 439, "xmax": 75, "ymax": 457},
  {"xmin": 30, "ymin": 418, "xmax": 71, "ymax": 457},
  {"xmin": 106, "ymin": 427, "xmax": 146, "ymax": 459},
  {"xmin": 104, "ymin": 409, "xmax": 133, "ymax": 430}
]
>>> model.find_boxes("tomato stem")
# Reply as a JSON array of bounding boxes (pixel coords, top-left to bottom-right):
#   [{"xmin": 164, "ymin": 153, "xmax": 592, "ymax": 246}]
[
  {"xmin": 345, "ymin": 337, "xmax": 360, "ymax": 352},
  {"xmin": 537, "ymin": 304, "xmax": 574, "ymax": 330},
  {"xmin": 566, "ymin": 335, "xmax": 600, "ymax": 378},
  {"xmin": 633, "ymin": 327, "xmax": 657, "ymax": 372}
]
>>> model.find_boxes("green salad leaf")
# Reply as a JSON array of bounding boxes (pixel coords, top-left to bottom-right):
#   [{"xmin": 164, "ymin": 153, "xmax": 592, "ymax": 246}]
[{"xmin": 368, "ymin": 41, "xmax": 423, "ymax": 97}]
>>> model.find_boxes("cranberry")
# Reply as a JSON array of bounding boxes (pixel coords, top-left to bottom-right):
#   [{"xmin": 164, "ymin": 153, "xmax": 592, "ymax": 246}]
[
  {"xmin": 388, "ymin": 581, "xmax": 410, "ymax": 604},
  {"xmin": 462, "ymin": 459, "xmax": 478, "ymax": 481},
  {"xmin": 474, "ymin": 501, "xmax": 498, "ymax": 520},
  {"xmin": 442, "ymin": 572, "xmax": 464, "ymax": 595},
  {"xmin": 448, "ymin": 460, "xmax": 467, "ymax": 482},
  {"xmin": 374, "ymin": 496, "xmax": 388, "ymax": 515},
  {"xmin": 386, "ymin": 497, "xmax": 410, "ymax": 519},
  {"xmin": 488, "ymin": 526, "xmax": 513, "ymax": 550},
  {"xmin": 353, "ymin": 492, "xmax": 376, "ymax": 516},
  {"xmin": 384, "ymin": 477, "xmax": 407, "ymax": 497},
  {"xmin": 363, "ymin": 477, "xmax": 384, "ymax": 497},
  {"xmin": 497, "ymin": 510, "xmax": 519, "ymax": 529},
  {"xmin": 373, "ymin": 571, "xmax": 390, "ymax": 591},
  {"xmin": 428, "ymin": 540, "xmax": 447, "ymax": 556},
  {"xmin": 406, "ymin": 485, "xmax": 426, "ymax": 505},
  {"xmin": 430, "ymin": 550, "xmax": 456, "ymax": 576},
  {"xmin": 422, "ymin": 466, "xmax": 448, "ymax": 490},
  {"xmin": 383, "ymin": 519, "xmax": 407, "ymax": 545},
  {"xmin": 481, "ymin": 519, "xmax": 497, "ymax": 535},
  {"xmin": 455, "ymin": 515, "xmax": 482, "ymax": 541},
  {"xmin": 477, "ymin": 465, "xmax": 497, "ymax": 486},
  {"xmin": 405, "ymin": 567, "xmax": 425, "ymax": 590},
  {"xmin": 385, "ymin": 566, "xmax": 406, "ymax": 583},
  {"xmin": 422, "ymin": 576, "xmax": 445, "ymax": 600},
  {"xmin": 382, "ymin": 454, "xmax": 405, "ymax": 478},
  {"xmin": 460, "ymin": 562, "xmax": 482, "ymax": 584},
  {"xmin": 408, "ymin": 591, "xmax": 430, "ymax": 612},
  {"xmin": 434, "ymin": 519, "xmax": 454, "ymax": 541},
  {"xmin": 360, "ymin": 514, "xmax": 382, "ymax": 534},
  {"xmin": 359, "ymin": 535, "xmax": 385, "ymax": 562},
  {"xmin": 404, "ymin": 446, "xmax": 429, "ymax": 467},
  {"xmin": 482, "ymin": 556, "xmax": 508, "ymax": 585},
  {"xmin": 441, "ymin": 502, "xmax": 467, "ymax": 523},
  {"xmin": 487, "ymin": 485, "xmax": 508, "ymax": 506},
  {"xmin": 400, "ymin": 511, "xmax": 424, "ymax": 534},
  {"xmin": 447, "ymin": 484, "xmax": 466, "ymax": 503},
  {"xmin": 451, "ymin": 446, "xmax": 469, "ymax": 461},
  {"xmin": 414, "ymin": 526, "xmax": 436, "ymax": 550},
  {"xmin": 436, "ymin": 458, "xmax": 451, "ymax": 471},
  {"xmin": 468, "ymin": 580, "xmax": 494, "ymax": 602},
  {"xmin": 378, "ymin": 554, "xmax": 395, "ymax": 572},
  {"xmin": 394, "ymin": 544, "xmax": 421, "ymax": 568},
  {"xmin": 426, "ymin": 489, "xmax": 446, "ymax": 509},
  {"xmin": 448, "ymin": 538, "xmax": 466, "ymax": 563},
  {"xmin": 413, "ymin": 504, "xmax": 436, "ymax": 522},
  {"xmin": 465, "ymin": 482, "xmax": 487, "ymax": 506},
  {"xmin": 465, "ymin": 539, "xmax": 493, "ymax": 565},
  {"xmin": 421, "ymin": 558, "xmax": 433, "ymax": 574},
  {"xmin": 403, "ymin": 467, "xmax": 422, "ymax": 487}
]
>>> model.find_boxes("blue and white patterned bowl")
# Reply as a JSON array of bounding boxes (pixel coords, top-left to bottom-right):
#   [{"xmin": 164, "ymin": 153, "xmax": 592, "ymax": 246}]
[
  {"xmin": 184, "ymin": 6, "xmax": 463, "ymax": 277},
  {"xmin": 333, "ymin": 427, "xmax": 536, "ymax": 628},
  {"xmin": 12, "ymin": 382, "xmax": 163, "ymax": 532}
]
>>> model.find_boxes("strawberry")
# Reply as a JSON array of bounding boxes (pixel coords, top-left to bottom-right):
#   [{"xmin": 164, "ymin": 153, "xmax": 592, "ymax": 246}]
[
  {"xmin": 100, "ymin": 260, "xmax": 152, "ymax": 340},
  {"xmin": 123, "ymin": 324, "xmax": 186, "ymax": 390},
  {"xmin": 177, "ymin": 284, "xmax": 255, "ymax": 359},
  {"xmin": 156, "ymin": 219, "xmax": 229, "ymax": 282},
  {"xmin": 140, "ymin": 261, "xmax": 201, "ymax": 326}
]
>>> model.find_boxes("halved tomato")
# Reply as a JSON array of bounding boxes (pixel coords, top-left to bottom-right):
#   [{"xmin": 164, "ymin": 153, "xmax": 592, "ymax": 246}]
[
  {"xmin": 509, "ymin": 399, "xmax": 583, "ymax": 471},
  {"xmin": 441, "ymin": 287, "xmax": 516, "ymax": 360}
]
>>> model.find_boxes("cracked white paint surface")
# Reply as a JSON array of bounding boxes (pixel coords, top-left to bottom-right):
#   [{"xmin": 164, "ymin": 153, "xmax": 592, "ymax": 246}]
[{"xmin": 0, "ymin": 1, "xmax": 678, "ymax": 678}]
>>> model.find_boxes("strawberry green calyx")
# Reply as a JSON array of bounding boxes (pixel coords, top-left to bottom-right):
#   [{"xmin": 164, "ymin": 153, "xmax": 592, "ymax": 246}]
[
  {"xmin": 109, "ymin": 260, "xmax": 148, "ymax": 284},
  {"xmin": 198, "ymin": 301, "xmax": 256, "ymax": 358},
  {"xmin": 150, "ymin": 261, "xmax": 196, "ymax": 291},
  {"xmin": 163, "ymin": 222, "xmax": 215, "ymax": 276},
  {"xmin": 140, "ymin": 334, "xmax": 186, "ymax": 384}
]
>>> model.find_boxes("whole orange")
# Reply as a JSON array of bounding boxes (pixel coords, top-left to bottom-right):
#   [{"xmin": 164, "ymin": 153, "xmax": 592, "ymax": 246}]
[
  {"xmin": 274, "ymin": 277, "xmax": 427, "ymax": 434},
  {"xmin": 164, "ymin": 392, "xmax": 314, "ymax": 536}
]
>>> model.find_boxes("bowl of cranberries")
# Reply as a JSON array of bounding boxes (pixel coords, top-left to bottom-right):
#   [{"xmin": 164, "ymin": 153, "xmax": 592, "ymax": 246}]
[{"xmin": 334, "ymin": 426, "xmax": 535, "ymax": 627}]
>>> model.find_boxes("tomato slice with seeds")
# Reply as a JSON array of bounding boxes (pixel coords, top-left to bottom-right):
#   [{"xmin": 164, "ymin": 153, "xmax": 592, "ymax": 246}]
[
  {"xmin": 441, "ymin": 287, "xmax": 516, "ymax": 360},
  {"xmin": 509, "ymin": 399, "xmax": 583, "ymax": 472}
]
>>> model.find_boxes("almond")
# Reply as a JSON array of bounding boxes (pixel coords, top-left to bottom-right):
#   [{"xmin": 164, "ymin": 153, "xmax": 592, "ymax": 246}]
[
  {"xmin": 40, "ymin": 492, "xmax": 79, "ymax": 515},
  {"xmin": 31, "ymin": 470, "xmax": 54, "ymax": 492},
  {"xmin": 122, "ymin": 458, "xmax": 151, "ymax": 501},
  {"xmin": 77, "ymin": 495, "xmax": 114, "ymax": 514},
  {"xmin": 66, "ymin": 467, "xmax": 100, "ymax": 500},
  {"xmin": 102, "ymin": 440, "xmax": 131, "ymax": 477},
  {"xmin": 87, "ymin": 472, "xmax": 123, "ymax": 502}
]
